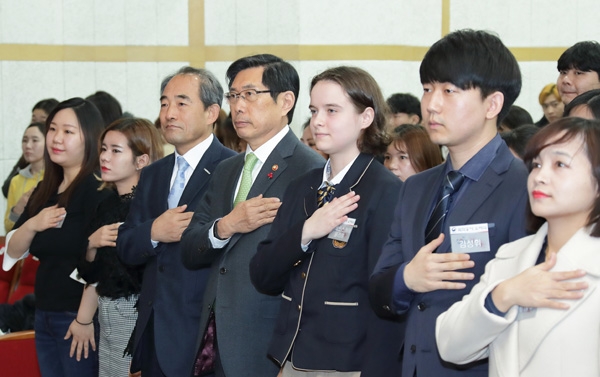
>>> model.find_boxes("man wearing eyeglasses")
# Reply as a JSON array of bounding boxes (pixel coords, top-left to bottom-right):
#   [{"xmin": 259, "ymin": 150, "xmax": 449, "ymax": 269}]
[{"xmin": 181, "ymin": 54, "xmax": 324, "ymax": 377}]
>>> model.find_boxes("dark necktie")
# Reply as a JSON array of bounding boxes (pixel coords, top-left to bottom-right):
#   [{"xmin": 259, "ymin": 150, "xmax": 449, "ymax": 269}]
[
  {"xmin": 317, "ymin": 182, "xmax": 335, "ymax": 208},
  {"xmin": 193, "ymin": 308, "xmax": 216, "ymax": 376},
  {"xmin": 424, "ymin": 171, "xmax": 465, "ymax": 244}
]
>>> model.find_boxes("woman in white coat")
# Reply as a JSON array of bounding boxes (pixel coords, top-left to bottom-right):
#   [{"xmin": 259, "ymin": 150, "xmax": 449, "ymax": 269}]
[{"xmin": 436, "ymin": 116, "xmax": 600, "ymax": 377}]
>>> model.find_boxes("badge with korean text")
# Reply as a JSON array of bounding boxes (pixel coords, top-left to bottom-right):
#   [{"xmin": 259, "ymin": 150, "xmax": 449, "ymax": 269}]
[
  {"xmin": 449, "ymin": 223, "xmax": 491, "ymax": 253},
  {"xmin": 328, "ymin": 217, "xmax": 356, "ymax": 247}
]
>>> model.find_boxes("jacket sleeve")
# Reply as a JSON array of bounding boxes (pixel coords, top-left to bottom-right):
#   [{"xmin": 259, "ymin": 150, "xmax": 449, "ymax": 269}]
[
  {"xmin": 369, "ymin": 181, "xmax": 414, "ymax": 318},
  {"xmin": 180, "ymin": 169, "xmax": 228, "ymax": 270},
  {"xmin": 250, "ymin": 180, "xmax": 311, "ymax": 296},
  {"xmin": 116, "ymin": 169, "xmax": 161, "ymax": 266},
  {"xmin": 435, "ymin": 244, "xmax": 518, "ymax": 364}
]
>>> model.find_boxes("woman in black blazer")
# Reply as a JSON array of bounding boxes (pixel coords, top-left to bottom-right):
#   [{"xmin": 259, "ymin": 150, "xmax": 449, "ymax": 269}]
[{"xmin": 251, "ymin": 66, "xmax": 403, "ymax": 376}]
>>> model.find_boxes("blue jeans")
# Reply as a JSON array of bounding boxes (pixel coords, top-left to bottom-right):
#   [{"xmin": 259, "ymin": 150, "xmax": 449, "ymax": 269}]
[{"xmin": 35, "ymin": 309, "xmax": 98, "ymax": 377}]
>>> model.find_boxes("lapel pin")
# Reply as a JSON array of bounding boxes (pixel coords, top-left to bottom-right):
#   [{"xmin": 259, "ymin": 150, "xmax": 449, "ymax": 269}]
[
  {"xmin": 272, "ymin": 164, "xmax": 279, "ymax": 171},
  {"xmin": 267, "ymin": 172, "xmax": 274, "ymax": 179}
]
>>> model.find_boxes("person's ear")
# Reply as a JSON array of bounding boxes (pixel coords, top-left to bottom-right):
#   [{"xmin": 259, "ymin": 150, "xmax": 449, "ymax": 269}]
[
  {"xmin": 409, "ymin": 114, "xmax": 421, "ymax": 125},
  {"xmin": 205, "ymin": 104, "xmax": 221, "ymax": 125},
  {"xmin": 279, "ymin": 91, "xmax": 295, "ymax": 119},
  {"xmin": 485, "ymin": 91, "xmax": 504, "ymax": 120},
  {"xmin": 360, "ymin": 107, "xmax": 375, "ymax": 130},
  {"xmin": 136, "ymin": 154, "xmax": 150, "ymax": 170}
]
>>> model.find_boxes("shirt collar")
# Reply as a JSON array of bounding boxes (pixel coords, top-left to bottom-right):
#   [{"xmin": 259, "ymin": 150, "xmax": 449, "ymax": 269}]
[
  {"xmin": 173, "ymin": 133, "xmax": 214, "ymax": 171},
  {"xmin": 447, "ymin": 133, "xmax": 503, "ymax": 181},
  {"xmin": 243, "ymin": 125, "xmax": 290, "ymax": 164},
  {"xmin": 320, "ymin": 154, "xmax": 360, "ymax": 187}
]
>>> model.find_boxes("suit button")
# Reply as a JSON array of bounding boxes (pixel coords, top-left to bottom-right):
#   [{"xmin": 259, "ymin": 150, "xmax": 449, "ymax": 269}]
[
  {"xmin": 301, "ymin": 272, "xmax": 307, "ymax": 279},
  {"xmin": 158, "ymin": 265, "xmax": 165, "ymax": 272},
  {"xmin": 220, "ymin": 267, "xmax": 227, "ymax": 274},
  {"xmin": 297, "ymin": 305, "xmax": 301, "ymax": 311},
  {"xmin": 410, "ymin": 345, "xmax": 416, "ymax": 353},
  {"xmin": 417, "ymin": 302, "xmax": 426, "ymax": 311},
  {"xmin": 383, "ymin": 305, "xmax": 391, "ymax": 311}
]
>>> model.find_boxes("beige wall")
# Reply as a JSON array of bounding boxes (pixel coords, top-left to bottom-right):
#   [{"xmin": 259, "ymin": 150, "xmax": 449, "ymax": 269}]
[{"xmin": 0, "ymin": 0, "xmax": 598, "ymax": 231}]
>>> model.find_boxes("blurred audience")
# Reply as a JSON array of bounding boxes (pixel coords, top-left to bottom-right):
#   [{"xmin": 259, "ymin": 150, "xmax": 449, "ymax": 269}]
[{"xmin": 4, "ymin": 122, "xmax": 45, "ymax": 232}]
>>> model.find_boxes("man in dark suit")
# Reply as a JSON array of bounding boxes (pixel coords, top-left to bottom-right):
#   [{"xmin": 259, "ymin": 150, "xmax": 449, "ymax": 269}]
[
  {"xmin": 181, "ymin": 54, "xmax": 324, "ymax": 377},
  {"xmin": 369, "ymin": 30, "xmax": 530, "ymax": 377},
  {"xmin": 117, "ymin": 67, "xmax": 236, "ymax": 377}
]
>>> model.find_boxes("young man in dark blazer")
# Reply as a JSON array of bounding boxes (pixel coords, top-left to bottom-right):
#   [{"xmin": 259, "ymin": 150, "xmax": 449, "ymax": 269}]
[
  {"xmin": 370, "ymin": 30, "xmax": 530, "ymax": 377},
  {"xmin": 181, "ymin": 54, "xmax": 324, "ymax": 377},
  {"xmin": 117, "ymin": 67, "xmax": 236, "ymax": 377}
]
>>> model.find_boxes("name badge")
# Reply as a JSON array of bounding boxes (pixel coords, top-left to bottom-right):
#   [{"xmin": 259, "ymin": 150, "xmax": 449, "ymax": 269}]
[
  {"xmin": 328, "ymin": 218, "xmax": 356, "ymax": 243},
  {"xmin": 449, "ymin": 223, "xmax": 491, "ymax": 253}
]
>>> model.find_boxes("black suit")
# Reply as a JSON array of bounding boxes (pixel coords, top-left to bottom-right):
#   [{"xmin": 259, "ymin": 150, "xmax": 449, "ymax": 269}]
[
  {"xmin": 369, "ymin": 141, "xmax": 529, "ymax": 377},
  {"xmin": 117, "ymin": 137, "xmax": 235, "ymax": 377},
  {"xmin": 251, "ymin": 154, "xmax": 404, "ymax": 376}
]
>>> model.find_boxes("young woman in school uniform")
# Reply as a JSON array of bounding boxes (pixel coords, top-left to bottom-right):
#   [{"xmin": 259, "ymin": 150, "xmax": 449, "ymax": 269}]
[
  {"xmin": 3, "ymin": 97, "xmax": 109, "ymax": 377},
  {"xmin": 73, "ymin": 117, "xmax": 163, "ymax": 377},
  {"xmin": 436, "ymin": 117, "xmax": 600, "ymax": 377},
  {"xmin": 251, "ymin": 66, "xmax": 403, "ymax": 377}
]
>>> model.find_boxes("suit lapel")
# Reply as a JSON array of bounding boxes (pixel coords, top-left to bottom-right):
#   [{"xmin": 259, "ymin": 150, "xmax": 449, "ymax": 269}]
[
  {"xmin": 222, "ymin": 154, "xmax": 245, "ymax": 212},
  {"xmin": 448, "ymin": 166, "xmax": 503, "ymax": 227},
  {"xmin": 413, "ymin": 166, "xmax": 445, "ymax": 243},
  {"xmin": 246, "ymin": 131, "xmax": 298, "ymax": 201},
  {"xmin": 179, "ymin": 138, "xmax": 229, "ymax": 207},
  {"xmin": 302, "ymin": 154, "xmax": 373, "ymax": 217},
  {"xmin": 159, "ymin": 154, "xmax": 176, "ymax": 211},
  {"xmin": 227, "ymin": 131, "xmax": 299, "ymax": 250},
  {"xmin": 517, "ymin": 226, "xmax": 600, "ymax": 371}
]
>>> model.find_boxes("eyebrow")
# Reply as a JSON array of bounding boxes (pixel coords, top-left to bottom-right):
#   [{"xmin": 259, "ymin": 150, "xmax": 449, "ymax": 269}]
[
  {"xmin": 160, "ymin": 94, "xmax": 193, "ymax": 101},
  {"xmin": 50, "ymin": 121, "xmax": 77, "ymax": 129},
  {"xmin": 551, "ymin": 150, "xmax": 573, "ymax": 159},
  {"xmin": 229, "ymin": 83, "xmax": 260, "ymax": 92},
  {"xmin": 103, "ymin": 142, "xmax": 124, "ymax": 148}
]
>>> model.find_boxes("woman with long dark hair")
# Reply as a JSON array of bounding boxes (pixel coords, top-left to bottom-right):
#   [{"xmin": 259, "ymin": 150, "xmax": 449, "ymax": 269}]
[{"xmin": 3, "ymin": 97, "xmax": 109, "ymax": 377}]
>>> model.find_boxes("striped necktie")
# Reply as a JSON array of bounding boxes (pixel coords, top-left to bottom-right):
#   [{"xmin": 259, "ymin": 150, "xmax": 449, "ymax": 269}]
[{"xmin": 424, "ymin": 170, "xmax": 465, "ymax": 244}]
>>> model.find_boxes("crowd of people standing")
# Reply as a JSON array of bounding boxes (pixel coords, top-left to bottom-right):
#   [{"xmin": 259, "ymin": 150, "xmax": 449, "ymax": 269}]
[{"xmin": 1, "ymin": 28, "xmax": 600, "ymax": 377}]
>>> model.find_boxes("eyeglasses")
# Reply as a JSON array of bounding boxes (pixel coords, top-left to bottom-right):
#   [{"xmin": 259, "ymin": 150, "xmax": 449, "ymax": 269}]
[{"xmin": 224, "ymin": 89, "xmax": 272, "ymax": 104}]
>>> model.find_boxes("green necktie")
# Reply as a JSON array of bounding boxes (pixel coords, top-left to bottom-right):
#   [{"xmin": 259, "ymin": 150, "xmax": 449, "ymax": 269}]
[{"xmin": 233, "ymin": 153, "xmax": 259, "ymax": 207}]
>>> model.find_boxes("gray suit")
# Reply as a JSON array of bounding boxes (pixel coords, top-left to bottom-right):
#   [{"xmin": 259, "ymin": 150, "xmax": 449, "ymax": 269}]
[{"xmin": 181, "ymin": 130, "xmax": 324, "ymax": 377}]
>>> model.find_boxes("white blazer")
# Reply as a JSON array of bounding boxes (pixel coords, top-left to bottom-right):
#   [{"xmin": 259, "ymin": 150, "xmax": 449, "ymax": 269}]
[{"xmin": 436, "ymin": 223, "xmax": 600, "ymax": 377}]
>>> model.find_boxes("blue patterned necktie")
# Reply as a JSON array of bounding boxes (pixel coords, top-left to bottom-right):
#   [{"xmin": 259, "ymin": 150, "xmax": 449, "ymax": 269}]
[
  {"xmin": 424, "ymin": 170, "xmax": 465, "ymax": 244},
  {"xmin": 168, "ymin": 156, "xmax": 189, "ymax": 209}
]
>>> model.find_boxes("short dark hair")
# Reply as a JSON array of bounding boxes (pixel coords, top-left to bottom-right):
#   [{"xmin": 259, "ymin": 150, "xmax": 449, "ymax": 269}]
[
  {"xmin": 500, "ymin": 124, "xmax": 539, "ymax": 159},
  {"xmin": 226, "ymin": 54, "xmax": 299, "ymax": 124},
  {"xmin": 386, "ymin": 93, "xmax": 421, "ymax": 121},
  {"xmin": 523, "ymin": 117, "xmax": 600, "ymax": 236},
  {"xmin": 310, "ymin": 66, "xmax": 389, "ymax": 156},
  {"xmin": 28, "ymin": 98, "xmax": 104, "ymax": 215},
  {"xmin": 557, "ymin": 41, "xmax": 600, "ymax": 77},
  {"xmin": 161, "ymin": 66, "xmax": 224, "ymax": 109},
  {"xmin": 86, "ymin": 91, "xmax": 123, "ymax": 128},
  {"xmin": 501, "ymin": 105, "xmax": 534, "ymax": 130},
  {"xmin": 563, "ymin": 88, "xmax": 600, "ymax": 119},
  {"xmin": 32, "ymin": 98, "xmax": 59, "ymax": 115},
  {"xmin": 420, "ymin": 29, "xmax": 522, "ymax": 122}
]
